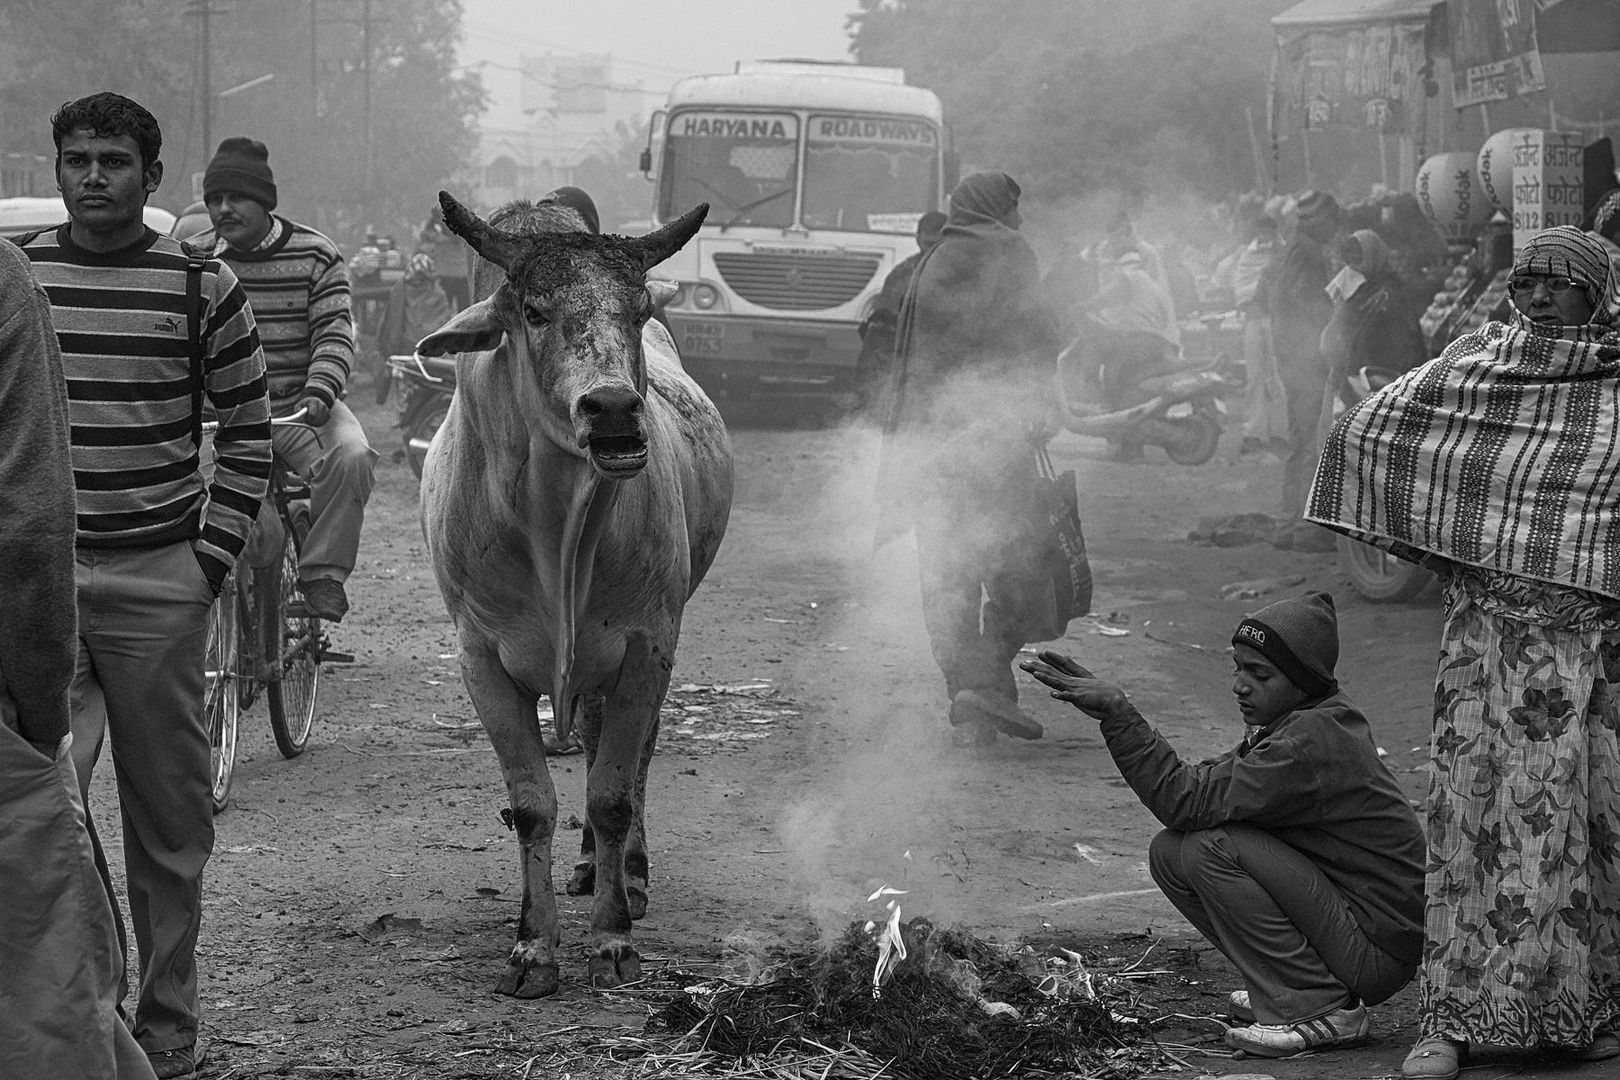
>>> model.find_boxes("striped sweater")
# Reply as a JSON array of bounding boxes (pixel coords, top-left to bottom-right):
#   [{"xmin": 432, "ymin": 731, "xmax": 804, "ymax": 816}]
[
  {"xmin": 202, "ymin": 217, "xmax": 354, "ymax": 407},
  {"xmin": 18, "ymin": 225, "xmax": 273, "ymax": 587}
]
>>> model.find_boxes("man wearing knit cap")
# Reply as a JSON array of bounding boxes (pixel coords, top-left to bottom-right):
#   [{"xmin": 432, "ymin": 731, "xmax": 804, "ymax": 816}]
[
  {"xmin": 201, "ymin": 136, "xmax": 376, "ymax": 622},
  {"xmin": 1267, "ymin": 190, "xmax": 1341, "ymax": 552},
  {"xmin": 1023, "ymin": 591, "xmax": 1424, "ymax": 1059}
]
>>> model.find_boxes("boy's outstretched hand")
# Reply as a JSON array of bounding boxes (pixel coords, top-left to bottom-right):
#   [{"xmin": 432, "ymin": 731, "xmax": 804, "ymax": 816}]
[{"xmin": 1020, "ymin": 650, "xmax": 1131, "ymax": 721}]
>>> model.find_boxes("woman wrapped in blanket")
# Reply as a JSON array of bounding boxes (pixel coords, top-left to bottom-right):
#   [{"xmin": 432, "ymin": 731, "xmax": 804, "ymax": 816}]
[{"xmin": 1309, "ymin": 226, "xmax": 1620, "ymax": 1079}]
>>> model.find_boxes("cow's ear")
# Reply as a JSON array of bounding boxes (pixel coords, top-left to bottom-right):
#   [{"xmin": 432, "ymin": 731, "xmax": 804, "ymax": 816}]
[
  {"xmin": 416, "ymin": 298, "xmax": 505, "ymax": 356},
  {"xmin": 645, "ymin": 279, "xmax": 678, "ymax": 307}
]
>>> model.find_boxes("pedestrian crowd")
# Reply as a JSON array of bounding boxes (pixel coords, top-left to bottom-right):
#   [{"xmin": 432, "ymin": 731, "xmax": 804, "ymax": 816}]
[{"xmin": 6, "ymin": 85, "xmax": 1620, "ymax": 1080}]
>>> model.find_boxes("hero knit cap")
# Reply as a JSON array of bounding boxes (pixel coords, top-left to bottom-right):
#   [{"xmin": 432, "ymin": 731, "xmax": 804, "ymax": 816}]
[
  {"xmin": 1232, "ymin": 591, "xmax": 1339, "ymax": 698},
  {"xmin": 204, "ymin": 136, "xmax": 277, "ymax": 210}
]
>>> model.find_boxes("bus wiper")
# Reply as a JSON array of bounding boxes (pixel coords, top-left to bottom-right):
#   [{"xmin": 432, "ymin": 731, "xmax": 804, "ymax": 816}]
[
  {"xmin": 721, "ymin": 188, "xmax": 792, "ymax": 231},
  {"xmin": 690, "ymin": 178, "xmax": 743, "ymax": 213}
]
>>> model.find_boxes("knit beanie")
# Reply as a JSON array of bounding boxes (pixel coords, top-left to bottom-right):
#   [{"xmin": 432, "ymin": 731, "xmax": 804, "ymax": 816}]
[
  {"xmin": 1232, "ymin": 591, "xmax": 1339, "ymax": 698},
  {"xmin": 204, "ymin": 137, "xmax": 277, "ymax": 210}
]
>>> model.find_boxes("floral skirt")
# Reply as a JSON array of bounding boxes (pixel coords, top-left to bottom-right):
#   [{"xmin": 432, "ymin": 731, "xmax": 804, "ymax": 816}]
[{"xmin": 1421, "ymin": 571, "xmax": 1620, "ymax": 1046}]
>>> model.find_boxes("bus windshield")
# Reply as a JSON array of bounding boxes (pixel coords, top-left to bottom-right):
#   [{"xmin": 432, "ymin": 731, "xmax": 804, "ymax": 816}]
[
  {"xmin": 801, "ymin": 113, "xmax": 939, "ymax": 234},
  {"xmin": 659, "ymin": 110, "xmax": 799, "ymax": 228}
]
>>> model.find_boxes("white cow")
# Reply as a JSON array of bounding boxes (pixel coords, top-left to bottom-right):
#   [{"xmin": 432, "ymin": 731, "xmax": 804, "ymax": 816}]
[{"xmin": 417, "ymin": 192, "xmax": 732, "ymax": 996}]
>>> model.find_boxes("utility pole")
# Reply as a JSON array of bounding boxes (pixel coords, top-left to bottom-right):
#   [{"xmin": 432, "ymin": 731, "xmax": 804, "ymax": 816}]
[
  {"xmin": 310, "ymin": 0, "xmax": 320, "ymax": 127},
  {"xmin": 201, "ymin": 1, "xmax": 212, "ymax": 155},
  {"xmin": 361, "ymin": 0, "xmax": 372, "ymax": 194}
]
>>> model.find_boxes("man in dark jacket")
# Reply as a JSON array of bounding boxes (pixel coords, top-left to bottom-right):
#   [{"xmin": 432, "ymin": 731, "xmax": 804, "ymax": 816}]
[
  {"xmin": 879, "ymin": 173, "xmax": 1063, "ymax": 746},
  {"xmin": 1023, "ymin": 592, "xmax": 1423, "ymax": 1059},
  {"xmin": 0, "ymin": 239, "xmax": 158, "ymax": 1080}
]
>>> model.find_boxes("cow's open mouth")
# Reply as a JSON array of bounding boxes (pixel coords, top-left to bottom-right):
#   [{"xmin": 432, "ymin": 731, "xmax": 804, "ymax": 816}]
[{"xmin": 588, "ymin": 435, "xmax": 649, "ymax": 474}]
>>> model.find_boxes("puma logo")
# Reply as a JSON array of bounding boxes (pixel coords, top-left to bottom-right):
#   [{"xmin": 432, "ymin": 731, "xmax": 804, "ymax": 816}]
[{"xmin": 155, "ymin": 316, "xmax": 181, "ymax": 334}]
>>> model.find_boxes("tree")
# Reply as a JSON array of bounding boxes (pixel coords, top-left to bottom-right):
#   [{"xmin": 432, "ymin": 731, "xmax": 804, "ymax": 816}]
[{"xmin": 0, "ymin": 0, "xmax": 486, "ymax": 247}]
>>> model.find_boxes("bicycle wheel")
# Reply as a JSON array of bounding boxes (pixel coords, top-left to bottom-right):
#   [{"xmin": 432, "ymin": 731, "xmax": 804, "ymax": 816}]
[
  {"xmin": 264, "ymin": 516, "xmax": 320, "ymax": 758},
  {"xmin": 204, "ymin": 571, "xmax": 242, "ymax": 813}
]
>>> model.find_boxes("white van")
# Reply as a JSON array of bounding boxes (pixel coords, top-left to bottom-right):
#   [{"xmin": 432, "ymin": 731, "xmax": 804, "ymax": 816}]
[{"xmin": 0, "ymin": 195, "xmax": 176, "ymax": 238}]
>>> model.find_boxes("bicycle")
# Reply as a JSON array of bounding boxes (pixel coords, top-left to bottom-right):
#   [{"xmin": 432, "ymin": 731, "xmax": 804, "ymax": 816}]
[{"xmin": 202, "ymin": 411, "xmax": 352, "ymax": 812}]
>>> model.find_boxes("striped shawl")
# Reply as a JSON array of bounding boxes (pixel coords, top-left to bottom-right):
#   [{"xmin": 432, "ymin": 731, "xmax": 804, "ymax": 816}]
[{"xmin": 1308, "ymin": 317, "xmax": 1620, "ymax": 599}]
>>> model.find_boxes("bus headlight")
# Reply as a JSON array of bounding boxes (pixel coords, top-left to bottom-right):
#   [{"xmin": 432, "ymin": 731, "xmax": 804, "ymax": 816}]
[
  {"xmin": 692, "ymin": 283, "xmax": 720, "ymax": 310},
  {"xmin": 667, "ymin": 283, "xmax": 688, "ymax": 308}
]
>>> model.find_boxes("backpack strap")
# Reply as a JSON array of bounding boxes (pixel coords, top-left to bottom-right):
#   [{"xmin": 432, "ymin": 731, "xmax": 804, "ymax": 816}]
[
  {"xmin": 5, "ymin": 228, "xmax": 50, "ymax": 249},
  {"xmin": 181, "ymin": 242, "xmax": 208, "ymax": 447}
]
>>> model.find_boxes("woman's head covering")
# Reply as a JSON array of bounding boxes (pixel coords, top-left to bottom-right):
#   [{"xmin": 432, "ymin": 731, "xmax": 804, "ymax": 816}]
[
  {"xmin": 947, "ymin": 172, "xmax": 1022, "ymax": 231},
  {"xmin": 1591, "ymin": 189, "xmax": 1620, "ymax": 244},
  {"xmin": 1343, "ymin": 228, "xmax": 1390, "ymax": 275},
  {"xmin": 1512, "ymin": 225, "xmax": 1620, "ymax": 324},
  {"xmin": 406, "ymin": 251, "xmax": 436, "ymax": 281}
]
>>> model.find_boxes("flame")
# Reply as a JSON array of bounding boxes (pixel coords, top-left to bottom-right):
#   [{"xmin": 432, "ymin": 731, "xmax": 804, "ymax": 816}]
[
  {"xmin": 867, "ymin": 868, "xmax": 914, "ymax": 998},
  {"xmin": 872, "ymin": 898, "xmax": 907, "ymax": 997}
]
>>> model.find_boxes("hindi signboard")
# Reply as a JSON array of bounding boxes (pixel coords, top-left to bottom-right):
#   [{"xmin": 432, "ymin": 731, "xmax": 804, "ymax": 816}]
[
  {"xmin": 1511, "ymin": 130, "xmax": 1584, "ymax": 253},
  {"xmin": 1450, "ymin": 0, "xmax": 1547, "ymax": 108}
]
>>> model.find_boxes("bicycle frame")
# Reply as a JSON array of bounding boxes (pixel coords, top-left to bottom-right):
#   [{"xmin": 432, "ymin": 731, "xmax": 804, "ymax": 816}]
[{"xmin": 200, "ymin": 408, "xmax": 351, "ymax": 811}]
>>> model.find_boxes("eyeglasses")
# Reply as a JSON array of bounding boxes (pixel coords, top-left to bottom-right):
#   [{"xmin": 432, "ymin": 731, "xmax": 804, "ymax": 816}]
[{"xmin": 1509, "ymin": 275, "xmax": 1586, "ymax": 297}]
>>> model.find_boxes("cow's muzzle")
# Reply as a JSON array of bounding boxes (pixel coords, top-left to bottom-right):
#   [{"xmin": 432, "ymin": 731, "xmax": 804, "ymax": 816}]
[{"xmin": 576, "ymin": 385, "xmax": 648, "ymax": 478}]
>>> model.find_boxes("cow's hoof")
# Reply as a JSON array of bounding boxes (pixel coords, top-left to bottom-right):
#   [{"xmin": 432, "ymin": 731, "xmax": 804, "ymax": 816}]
[
  {"xmin": 495, "ymin": 958, "xmax": 559, "ymax": 998},
  {"xmin": 588, "ymin": 943, "xmax": 641, "ymax": 988},
  {"xmin": 566, "ymin": 860, "xmax": 594, "ymax": 896},
  {"xmin": 628, "ymin": 878, "xmax": 648, "ymax": 920}
]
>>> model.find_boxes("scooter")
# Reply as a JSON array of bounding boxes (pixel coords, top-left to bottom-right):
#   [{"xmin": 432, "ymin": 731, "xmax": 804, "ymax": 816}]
[
  {"xmin": 1332, "ymin": 365, "xmax": 1439, "ymax": 604},
  {"xmin": 386, "ymin": 353, "xmax": 456, "ymax": 479},
  {"xmin": 1056, "ymin": 336, "xmax": 1229, "ymax": 466}
]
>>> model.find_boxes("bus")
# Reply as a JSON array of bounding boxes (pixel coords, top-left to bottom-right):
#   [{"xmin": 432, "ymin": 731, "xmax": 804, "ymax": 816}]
[{"xmin": 640, "ymin": 60, "xmax": 955, "ymax": 393}]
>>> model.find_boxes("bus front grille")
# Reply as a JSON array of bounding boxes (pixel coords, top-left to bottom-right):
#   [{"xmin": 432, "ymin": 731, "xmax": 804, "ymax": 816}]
[{"xmin": 712, "ymin": 252, "xmax": 882, "ymax": 311}]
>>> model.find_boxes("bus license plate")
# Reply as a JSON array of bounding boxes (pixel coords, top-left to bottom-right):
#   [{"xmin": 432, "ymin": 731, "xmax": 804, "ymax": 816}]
[{"xmin": 682, "ymin": 321, "xmax": 724, "ymax": 356}]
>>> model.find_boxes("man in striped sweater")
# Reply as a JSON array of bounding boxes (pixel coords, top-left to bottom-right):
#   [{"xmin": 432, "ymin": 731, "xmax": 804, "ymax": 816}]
[
  {"xmin": 16, "ymin": 91, "xmax": 273, "ymax": 1080},
  {"xmin": 199, "ymin": 136, "xmax": 376, "ymax": 622}
]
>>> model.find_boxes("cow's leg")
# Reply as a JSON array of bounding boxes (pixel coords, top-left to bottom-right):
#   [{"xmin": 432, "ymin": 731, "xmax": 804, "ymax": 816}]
[
  {"xmin": 624, "ymin": 701, "xmax": 662, "ymax": 919},
  {"xmin": 462, "ymin": 646, "xmax": 561, "ymax": 998},
  {"xmin": 567, "ymin": 694, "xmax": 603, "ymax": 898},
  {"xmin": 585, "ymin": 630, "xmax": 669, "ymax": 987}
]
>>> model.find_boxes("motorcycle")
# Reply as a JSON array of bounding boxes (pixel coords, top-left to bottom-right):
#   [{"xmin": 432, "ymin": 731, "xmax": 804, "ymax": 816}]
[
  {"xmin": 1332, "ymin": 365, "xmax": 1439, "ymax": 604},
  {"xmin": 386, "ymin": 353, "xmax": 456, "ymax": 479},
  {"xmin": 1056, "ymin": 333, "xmax": 1229, "ymax": 466}
]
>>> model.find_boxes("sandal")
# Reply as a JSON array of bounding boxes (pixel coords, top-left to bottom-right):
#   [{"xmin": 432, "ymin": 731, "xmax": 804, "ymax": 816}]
[{"xmin": 1401, "ymin": 1035, "xmax": 1465, "ymax": 1080}]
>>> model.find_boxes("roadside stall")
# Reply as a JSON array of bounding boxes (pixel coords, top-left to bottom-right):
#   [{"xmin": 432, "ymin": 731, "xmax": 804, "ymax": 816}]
[{"xmin": 1269, "ymin": 0, "xmax": 1619, "ymax": 603}]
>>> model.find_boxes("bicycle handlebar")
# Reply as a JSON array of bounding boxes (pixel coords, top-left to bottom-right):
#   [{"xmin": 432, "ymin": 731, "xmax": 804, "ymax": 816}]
[{"xmin": 200, "ymin": 407, "xmax": 309, "ymax": 435}]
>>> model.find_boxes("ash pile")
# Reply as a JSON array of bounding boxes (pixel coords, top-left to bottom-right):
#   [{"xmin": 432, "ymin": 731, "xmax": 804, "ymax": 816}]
[{"xmin": 624, "ymin": 918, "xmax": 1172, "ymax": 1079}]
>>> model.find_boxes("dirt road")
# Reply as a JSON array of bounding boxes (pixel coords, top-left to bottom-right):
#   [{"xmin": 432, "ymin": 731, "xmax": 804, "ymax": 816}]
[{"xmin": 86, "ymin": 390, "xmax": 1609, "ymax": 1078}]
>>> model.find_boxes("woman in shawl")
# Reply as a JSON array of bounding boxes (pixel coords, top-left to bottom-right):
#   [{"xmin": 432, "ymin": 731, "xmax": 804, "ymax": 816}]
[
  {"xmin": 878, "ymin": 171, "xmax": 1063, "ymax": 746},
  {"xmin": 1309, "ymin": 226, "xmax": 1620, "ymax": 1079}
]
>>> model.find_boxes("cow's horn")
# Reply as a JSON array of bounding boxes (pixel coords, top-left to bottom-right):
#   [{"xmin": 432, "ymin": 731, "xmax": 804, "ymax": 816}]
[
  {"xmin": 437, "ymin": 191, "xmax": 526, "ymax": 273},
  {"xmin": 634, "ymin": 203, "xmax": 708, "ymax": 271}
]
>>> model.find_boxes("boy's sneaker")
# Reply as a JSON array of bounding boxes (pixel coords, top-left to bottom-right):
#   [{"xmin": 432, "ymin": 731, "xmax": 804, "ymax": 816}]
[
  {"xmin": 1225, "ymin": 1002, "xmax": 1371, "ymax": 1058},
  {"xmin": 1228, "ymin": 989, "xmax": 1255, "ymax": 1023}
]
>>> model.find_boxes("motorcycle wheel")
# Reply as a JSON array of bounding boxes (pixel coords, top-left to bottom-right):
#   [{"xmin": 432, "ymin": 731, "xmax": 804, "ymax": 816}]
[
  {"xmin": 1337, "ymin": 535, "xmax": 1437, "ymax": 603},
  {"xmin": 404, "ymin": 400, "xmax": 449, "ymax": 480},
  {"xmin": 1162, "ymin": 412, "xmax": 1221, "ymax": 466}
]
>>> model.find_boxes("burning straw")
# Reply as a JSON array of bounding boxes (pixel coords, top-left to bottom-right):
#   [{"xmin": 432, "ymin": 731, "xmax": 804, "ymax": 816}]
[{"xmin": 620, "ymin": 919, "xmax": 1164, "ymax": 1080}]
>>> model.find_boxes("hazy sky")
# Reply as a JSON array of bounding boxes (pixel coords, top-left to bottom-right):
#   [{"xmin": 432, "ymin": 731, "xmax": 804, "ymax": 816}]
[{"xmin": 459, "ymin": 0, "xmax": 860, "ymax": 126}]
